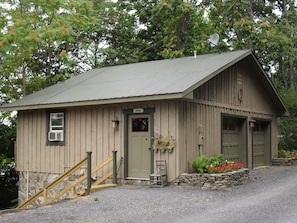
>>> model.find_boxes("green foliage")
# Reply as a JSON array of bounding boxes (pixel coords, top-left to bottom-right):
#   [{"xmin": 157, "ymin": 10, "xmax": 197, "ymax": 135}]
[
  {"xmin": 278, "ymin": 149, "xmax": 297, "ymax": 158},
  {"xmin": 0, "ymin": 0, "xmax": 101, "ymax": 99},
  {"xmin": 192, "ymin": 154, "xmax": 227, "ymax": 173},
  {"xmin": 0, "ymin": 121, "xmax": 18, "ymax": 209},
  {"xmin": 156, "ymin": 0, "xmax": 210, "ymax": 58},
  {"xmin": 192, "ymin": 156, "xmax": 209, "ymax": 173},
  {"xmin": 278, "ymin": 116, "xmax": 297, "ymax": 150},
  {"xmin": 208, "ymin": 154, "xmax": 226, "ymax": 167},
  {"xmin": 278, "ymin": 89, "xmax": 297, "ymax": 150},
  {"xmin": 193, "ymin": 154, "xmax": 224, "ymax": 173},
  {"xmin": 0, "ymin": 154, "xmax": 19, "ymax": 209},
  {"xmin": 192, "ymin": 154, "xmax": 244, "ymax": 174}
]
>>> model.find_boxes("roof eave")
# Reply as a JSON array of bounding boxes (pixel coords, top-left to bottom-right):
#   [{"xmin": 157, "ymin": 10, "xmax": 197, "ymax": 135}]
[
  {"xmin": 182, "ymin": 49, "xmax": 252, "ymax": 97},
  {"xmin": 249, "ymin": 53, "xmax": 289, "ymax": 116},
  {"xmin": 0, "ymin": 93, "xmax": 183, "ymax": 111}
]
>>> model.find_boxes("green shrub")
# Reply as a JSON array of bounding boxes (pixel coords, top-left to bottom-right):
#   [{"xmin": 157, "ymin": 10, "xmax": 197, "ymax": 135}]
[
  {"xmin": 277, "ymin": 89, "xmax": 297, "ymax": 150},
  {"xmin": 192, "ymin": 154, "xmax": 244, "ymax": 174},
  {"xmin": 192, "ymin": 156, "xmax": 209, "ymax": 173},
  {"xmin": 192, "ymin": 154, "xmax": 226, "ymax": 173},
  {"xmin": 209, "ymin": 154, "xmax": 226, "ymax": 167},
  {"xmin": 278, "ymin": 149, "xmax": 297, "ymax": 158}
]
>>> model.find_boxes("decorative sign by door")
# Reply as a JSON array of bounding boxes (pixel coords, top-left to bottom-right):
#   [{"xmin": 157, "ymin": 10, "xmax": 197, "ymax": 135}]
[{"xmin": 133, "ymin": 108, "xmax": 144, "ymax": 113}]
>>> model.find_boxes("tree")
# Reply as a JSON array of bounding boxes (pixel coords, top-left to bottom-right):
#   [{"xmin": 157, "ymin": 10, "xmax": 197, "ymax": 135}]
[
  {"xmin": 277, "ymin": 89, "xmax": 297, "ymax": 150},
  {"xmin": 100, "ymin": 0, "xmax": 212, "ymax": 65},
  {"xmin": 0, "ymin": 0, "xmax": 105, "ymax": 209},
  {"xmin": 0, "ymin": 0, "xmax": 99, "ymax": 102},
  {"xmin": 267, "ymin": 0, "xmax": 297, "ymax": 90},
  {"xmin": 200, "ymin": 0, "xmax": 272, "ymax": 51},
  {"xmin": 100, "ymin": 0, "xmax": 165, "ymax": 65},
  {"xmin": 155, "ymin": 0, "xmax": 210, "ymax": 58},
  {"xmin": 0, "ymin": 120, "xmax": 18, "ymax": 209}
]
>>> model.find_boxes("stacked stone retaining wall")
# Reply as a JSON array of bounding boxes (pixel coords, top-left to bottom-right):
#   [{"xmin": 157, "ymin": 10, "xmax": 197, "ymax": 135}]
[
  {"xmin": 272, "ymin": 158, "xmax": 297, "ymax": 166},
  {"xmin": 18, "ymin": 168, "xmax": 250, "ymax": 207},
  {"xmin": 174, "ymin": 168, "xmax": 250, "ymax": 190},
  {"xmin": 18, "ymin": 171, "xmax": 86, "ymax": 208}
]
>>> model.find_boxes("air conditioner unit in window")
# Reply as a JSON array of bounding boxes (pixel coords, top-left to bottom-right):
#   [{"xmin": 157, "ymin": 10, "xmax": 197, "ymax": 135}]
[{"xmin": 48, "ymin": 131, "xmax": 64, "ymax": 141}]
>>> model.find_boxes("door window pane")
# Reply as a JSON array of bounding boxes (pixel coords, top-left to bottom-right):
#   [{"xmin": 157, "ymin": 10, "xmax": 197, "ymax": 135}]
[{"xmin": 132, "ymin": 118, "xmax": 148, "ymax": 132}]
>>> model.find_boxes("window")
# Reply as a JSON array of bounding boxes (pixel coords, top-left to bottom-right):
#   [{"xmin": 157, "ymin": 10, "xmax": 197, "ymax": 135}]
[
  {"xmin": 132, "ymin": 117, "xmax": 149, "ymax": 132},
  {"xmin": 48, "ymin": 112, "xmax": 64, "ymax": 142}
]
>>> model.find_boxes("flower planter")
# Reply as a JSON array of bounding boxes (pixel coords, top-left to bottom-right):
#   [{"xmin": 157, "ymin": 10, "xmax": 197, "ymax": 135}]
[
  {"xmin": 152, "ymin": 134, "xmax": 176, "ymax": 154},
  {"xmin": 174, "ymin": 168, "xmax": 250, "ymax": 190},
  {"xmin": 154, "ymin": 148, "xmax": 174, "ymax": 154}
]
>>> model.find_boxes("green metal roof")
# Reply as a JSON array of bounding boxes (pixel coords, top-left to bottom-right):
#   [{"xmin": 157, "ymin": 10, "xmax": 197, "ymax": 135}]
[{"xmin": 0, "ymin": 49, "xmax": 287, "ymax": 115}]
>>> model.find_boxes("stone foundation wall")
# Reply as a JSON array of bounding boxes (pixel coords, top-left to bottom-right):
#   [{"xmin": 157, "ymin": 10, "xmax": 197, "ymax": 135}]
[
  {"xmin": 173, "ymin": 168, "xmax": 250, "ymax": 190},
  {"xmin": 272, "ymin": 158, "xmax": 297, "ymax": 166},
  {"xmin": 18, "ymin": 171, "xmax": 87, "ymax": 208}
]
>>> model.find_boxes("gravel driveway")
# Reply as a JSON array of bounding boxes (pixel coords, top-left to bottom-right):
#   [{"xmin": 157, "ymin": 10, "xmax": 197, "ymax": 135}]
[{"xmin": 1, "ymin": 166, "xmax": 297, "ymax": 223}]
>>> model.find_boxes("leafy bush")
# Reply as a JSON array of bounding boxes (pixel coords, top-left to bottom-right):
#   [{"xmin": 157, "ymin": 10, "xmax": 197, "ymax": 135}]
[
  {"xmin": 192, "ymin": 154, "xmax": 244, "ymax": 174},
  {"xmin": 278, "ymin": 117, "xmax": 297, "ymax": 150},
  {"xmin": 192, "ymin": 156, "xmax": 209, "ymax": 173},
  {"xmin": 278, "ymin": 149, "xmax": 297, "ymax": 158},
  {"xmin": 0, "ymin": 121, "xmax": 18, "ymax": 210},
  {"xmin": 278, "ymin": 89, "xmax": 297, "ymax": 150},
  {"xmin": 0, "ymin": 155, "xmax": 19, "ymax": 209}
]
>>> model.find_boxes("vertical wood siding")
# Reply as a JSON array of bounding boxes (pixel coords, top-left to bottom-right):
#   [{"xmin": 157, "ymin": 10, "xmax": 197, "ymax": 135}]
[
  {"xmin": 194, "ymin": 61, "xmax": 277, "ymax": 113},
  {"xmin": 16, "ymin": 101, "xmax": 180, "ymax": 181},
  {"xmin": 180, "ymin": 61, "xmax": 279, "ymax": 172},
  {"xmin": 17, "ymin": 106, "xmax": 123, "ymax": 175},
  {"xmin": 153, "ymin": 101, "xmax": 179, "ymax": 182},
  {"xmin": 16, "ymin": 61, "xmax": 281, "ymax": 181},
  {"xmin": 178, "ymin": 101, "xmax": 278, "ymax": 173}
]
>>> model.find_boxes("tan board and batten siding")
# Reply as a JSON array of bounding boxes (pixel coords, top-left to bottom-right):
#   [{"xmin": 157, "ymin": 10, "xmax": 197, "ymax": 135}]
[
  {"xmin": 16, "ymin": 59, "xmax": 279, "ymax": 182},
  {"xmin": 16, "ymin": 101, "xmax": 180, "ymax": 182}
]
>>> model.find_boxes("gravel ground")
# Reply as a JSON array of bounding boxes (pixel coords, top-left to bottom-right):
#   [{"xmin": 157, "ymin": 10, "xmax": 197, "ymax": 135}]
[{"xmin": 1, "ymin": 166, "xmax": 297, "ymax": 223}]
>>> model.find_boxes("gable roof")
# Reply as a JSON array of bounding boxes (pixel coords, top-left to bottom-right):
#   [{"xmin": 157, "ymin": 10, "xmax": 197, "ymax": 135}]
[{"xmin": 0, "ymin": 49, "xmax": 288, "ymax": 115}]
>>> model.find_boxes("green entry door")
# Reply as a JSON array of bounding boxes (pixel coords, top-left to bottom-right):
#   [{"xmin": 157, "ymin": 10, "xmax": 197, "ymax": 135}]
[{"xmin": 128, "ymin": 115, "xmax": 151, "ymax": 179}]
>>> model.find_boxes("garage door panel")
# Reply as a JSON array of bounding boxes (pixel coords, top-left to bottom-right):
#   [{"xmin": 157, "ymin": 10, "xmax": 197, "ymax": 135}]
[
  {"xmin": 252, "ymin": 122, "xmax": 270, "ymax": 168},
  {"xmin": 222, "ymin": 129, "xmax": 241, "ymax": 163},
  {"xmin": 222, "ymin": 116, "xmax": 247, "ymax": 165}
]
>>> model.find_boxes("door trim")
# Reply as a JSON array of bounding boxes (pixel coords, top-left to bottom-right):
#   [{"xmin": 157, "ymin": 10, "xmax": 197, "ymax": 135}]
[{"xmin": 123, "ymin": 108, "xmax": 155, "ymax": 179}]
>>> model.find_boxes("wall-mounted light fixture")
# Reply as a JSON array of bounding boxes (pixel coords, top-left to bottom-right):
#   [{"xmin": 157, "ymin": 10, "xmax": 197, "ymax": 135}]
[
  {"xmin": 112, "ymin": 119, "xmax": 119, "ymax": 129},
  {"xmin": 249, "ymin": 119, "xmax": 256, "ymax": 128}
]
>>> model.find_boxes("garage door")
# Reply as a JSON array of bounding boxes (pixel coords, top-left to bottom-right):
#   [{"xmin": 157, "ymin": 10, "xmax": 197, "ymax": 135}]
[
  {"xmin": 222, "ymin": 116, "xmax": 247, "ymax": 165},
  {"xmin": 252, "ymin": 121, "xmax": 270, "ymax": 168}
]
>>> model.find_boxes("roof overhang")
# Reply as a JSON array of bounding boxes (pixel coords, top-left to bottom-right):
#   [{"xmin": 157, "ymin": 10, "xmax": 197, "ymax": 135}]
[
  {"xmin": 0, "ymin": 93, "xmax": 184, "ymax": 111},
  {"xmin": 182, "ymin": 49, "xmax": 252, "ymax": 97},
  {"xmin": 248, "ymin": 53, "xmax": 289, "ymax": 116},
  {"xmin": 0, "ymin": 49, "xmax": 288, "ymax": 117}
]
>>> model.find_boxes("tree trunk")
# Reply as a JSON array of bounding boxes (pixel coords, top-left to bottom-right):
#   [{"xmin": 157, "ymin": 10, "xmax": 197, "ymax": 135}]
[
  {"xmin": 22, "ymin": 64, "xmax": 26, "ymax": 96},
  {"xmin": 289, "ymin": 43, "xmax": 294, "ymax": 89},
  {"xmin": 279, "ymin": 57, "xmax": 288, "ymax": 88}
]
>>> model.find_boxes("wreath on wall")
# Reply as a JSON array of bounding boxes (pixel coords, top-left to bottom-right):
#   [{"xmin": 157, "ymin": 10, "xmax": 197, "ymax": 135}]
[{"xmin": 152, "ymin": 134, "xmax": 176, "ymax": 153}]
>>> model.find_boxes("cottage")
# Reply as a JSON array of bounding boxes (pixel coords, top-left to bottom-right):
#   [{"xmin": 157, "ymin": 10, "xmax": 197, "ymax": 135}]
[{"xmin": 1, "ymin": 49, "xmax": 287, "ymax": 204}]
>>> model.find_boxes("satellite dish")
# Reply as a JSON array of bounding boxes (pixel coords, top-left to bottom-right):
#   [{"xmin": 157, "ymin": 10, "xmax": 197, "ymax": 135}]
[{"xmin": 207, "ymin": 33, "xmax": 219, "ymax": 47}]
